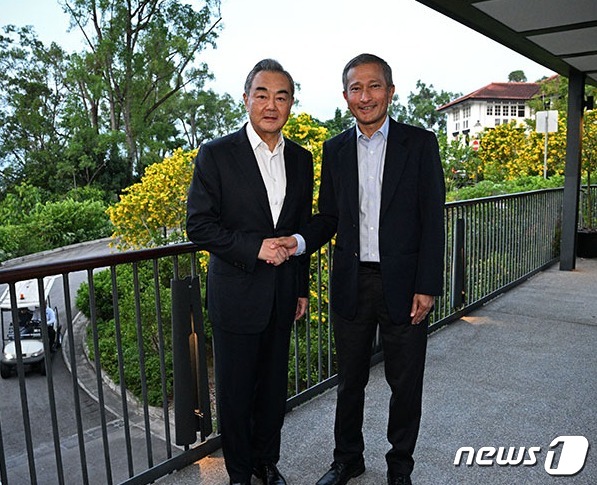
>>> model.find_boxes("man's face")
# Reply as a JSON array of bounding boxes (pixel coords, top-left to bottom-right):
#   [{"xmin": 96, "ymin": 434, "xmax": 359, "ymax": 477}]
[
  {"xmin": 243, "ymin": 70, "xmax": 293, "ymax": 140},
  {"xmin": 343, "ymin": 62, "xmax": 395, "ymax": 136}
]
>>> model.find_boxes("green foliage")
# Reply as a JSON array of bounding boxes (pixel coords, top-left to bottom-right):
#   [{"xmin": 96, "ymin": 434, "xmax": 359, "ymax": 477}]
[
  {"xmin": 0, "ymin": 26, "xmax": 70, "ymax": 193},
  {"xmin": 107, "ymin": 148, "xmax": 197, "ymax": 249},
  {"xmin": 77, "ymin": 261, "xmax": 177, "ymax": 407},
  {"xmin": 0, "ymin": 182, "xmax": 44, "ymax": 225},
  {"xmin": 390, "ymin": 80, "xmax": 460, "ymax": 133},
  {"xmin": 447, "ymin": 175, "xmax": 564, "ymax": 202},
  {"xmin": 0, "ymin": 2, "xmax": 228, "ymax": 199},
  {"xmin": 75, "ymin": 269, "xmax": 115, "ymax": 323},
  {"xmin": 440, "ymin": 135, "xmax": 480, "ymax": 191},
  {"xmin": 0, "ymin": 193, "xmax": 112, "ymax": 262},
  {"xmin": 62, "ymin": 0, "xmax": 223, "ymax": 181},
  {"xmin": 322, "ymin": 108, "xmax": 354, "ymax": 137},
  {"xmin": 31, "ymin": 199, "xmax": 112, "ymax": 246},
  {"xmin": 175, "ymin": 89, "xmax": 246, "ymax": 147},
  {"xmin": 508, "ymin": 70, "xmax": 527, "ymax": 82}
]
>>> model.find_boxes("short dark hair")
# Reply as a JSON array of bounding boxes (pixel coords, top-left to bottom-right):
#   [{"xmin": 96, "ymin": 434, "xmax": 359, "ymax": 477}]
[
  {"xmin": 244, "ymin": 59, "xmax": 295, "ymax": 97},
  {"xmin": 342, "ymin": 53, "xmax": 394, "ymax": 92}
]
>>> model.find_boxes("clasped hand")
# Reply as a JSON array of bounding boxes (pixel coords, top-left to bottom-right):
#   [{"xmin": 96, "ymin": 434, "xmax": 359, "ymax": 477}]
[{"xmin": 258, "ymin": 237, "xmax": 298, "ymax": 266}]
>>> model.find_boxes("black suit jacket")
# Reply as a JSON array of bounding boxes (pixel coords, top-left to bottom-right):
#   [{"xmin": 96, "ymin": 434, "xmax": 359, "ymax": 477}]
[
  {"xmin": 302, "ymin": 118, "xmax": 445, "ymax": 323},
  {"xmin": 186, "ymin": 125, "xmax": 313, "ymax": 333}
]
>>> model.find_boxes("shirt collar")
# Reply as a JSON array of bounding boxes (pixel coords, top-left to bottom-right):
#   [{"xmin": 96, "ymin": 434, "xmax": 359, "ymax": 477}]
[
  {"xmin": 356, "ymin": 115, "xmax": 390, "ymax": 141},
  {"xmin": 245, "ymin": 122, "xmax": 284, "ymax": 152}
]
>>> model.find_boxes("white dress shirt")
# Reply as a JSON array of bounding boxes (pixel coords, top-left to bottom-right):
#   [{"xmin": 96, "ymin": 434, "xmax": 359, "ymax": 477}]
[{"xmin": 246, "ymin": 123, "xmax": 287, "ymax": 227}]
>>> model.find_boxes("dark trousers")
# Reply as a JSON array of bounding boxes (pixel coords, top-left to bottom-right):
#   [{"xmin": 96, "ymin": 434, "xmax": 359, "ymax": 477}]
[
  {"xmin": 332, "ymin": 265, "xmax": 428, "ymax": 476},
  {"xmin": 213, "ymin": 314, "xmax": 293, "ymax": 482}
]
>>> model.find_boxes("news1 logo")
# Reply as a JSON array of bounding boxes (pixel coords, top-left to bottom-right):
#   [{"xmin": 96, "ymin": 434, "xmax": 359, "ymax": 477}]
[{"xmin": 454, "ymin": 436, "xmax": 590, "ymax": 476}]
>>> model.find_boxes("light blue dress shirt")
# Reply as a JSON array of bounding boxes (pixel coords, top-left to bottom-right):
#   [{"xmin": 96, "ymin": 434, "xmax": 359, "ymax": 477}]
[{"xmin": 294, "ymin": 116, "xmax": 389, "ymax": 260}]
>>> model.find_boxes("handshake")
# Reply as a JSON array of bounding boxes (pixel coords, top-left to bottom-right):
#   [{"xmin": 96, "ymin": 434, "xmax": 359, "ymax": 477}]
[{"xmin": 258, "ymin": 236, "xmax": 299, "ymax": 266}]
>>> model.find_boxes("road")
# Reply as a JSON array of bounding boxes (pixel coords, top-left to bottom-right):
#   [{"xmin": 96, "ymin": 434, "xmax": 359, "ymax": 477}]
[{"xmin": 0, "ymin": 239, "xmax": 172, "ymax": 484}]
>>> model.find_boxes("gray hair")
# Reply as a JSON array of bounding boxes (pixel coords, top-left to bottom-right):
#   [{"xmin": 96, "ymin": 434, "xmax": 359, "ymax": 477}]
[
  {"xmin": 342, "ymin": 53, "xmax": 394, "ymax": 92},
  {"xmin": 244, "ymin": 59, "xmax": 295, "ymax": 97}
]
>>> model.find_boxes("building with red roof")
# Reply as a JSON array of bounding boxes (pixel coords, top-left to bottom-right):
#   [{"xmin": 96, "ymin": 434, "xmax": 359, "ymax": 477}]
[{"xmin": 437, "ymin": 81, "xmax": 542, "ymax": 142}]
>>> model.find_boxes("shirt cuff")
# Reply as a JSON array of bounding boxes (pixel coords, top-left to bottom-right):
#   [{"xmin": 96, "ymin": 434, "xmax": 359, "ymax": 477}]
[{"xmin": 293, "ymin": 234, "xmax": 306, "ymax": 256}]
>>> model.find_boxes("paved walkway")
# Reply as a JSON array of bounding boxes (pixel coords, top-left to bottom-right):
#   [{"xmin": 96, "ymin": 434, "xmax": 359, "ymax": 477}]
[{"xmin": 156, "ymin": 258, "xmax": 597, "ymax": 485}]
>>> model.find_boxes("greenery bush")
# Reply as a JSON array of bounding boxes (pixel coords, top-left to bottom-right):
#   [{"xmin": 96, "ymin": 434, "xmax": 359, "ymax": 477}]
[
  {"xmin": 75, "ymin": 256, "xmax": 208, "ymax": 407},
  {"xmin": 447, "ymin": 175, "xmax": 564, "ymax": 202},
  {"xmin": 0, "ymin": 183, "xmax": 113, "ymax": 263},
  {"xmin": 77, "ymin": 261, "xmax": 175, "ymax": 407}
]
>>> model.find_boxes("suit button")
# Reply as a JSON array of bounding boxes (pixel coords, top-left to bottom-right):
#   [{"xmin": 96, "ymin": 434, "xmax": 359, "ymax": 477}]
[{"xmin": 354, "ymin": 252, "xmax": 358, "ymax": 258}]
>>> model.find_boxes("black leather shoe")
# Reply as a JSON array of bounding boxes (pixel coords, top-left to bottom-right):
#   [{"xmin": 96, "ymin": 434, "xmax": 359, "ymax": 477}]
[
  {"xmin": 387, "ymin": 471, "xmax": 412, "ymax": 485},
  {"xmin": 253, "ymin": 462, "xmax": 287, "ymax": 485},
  {"xmin": 316, "ymin": 459, "xmax": 366, "ymax": 485}
]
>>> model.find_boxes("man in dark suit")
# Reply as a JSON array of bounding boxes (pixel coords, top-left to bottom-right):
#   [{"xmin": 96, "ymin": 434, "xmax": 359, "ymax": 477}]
[
  {"xmin": 186, "ymin": 59, "xmax": 313, "ymax": 485},
  {"xmin": 275, "ymin": 53, "xmax": 445, "ymax": 485}
]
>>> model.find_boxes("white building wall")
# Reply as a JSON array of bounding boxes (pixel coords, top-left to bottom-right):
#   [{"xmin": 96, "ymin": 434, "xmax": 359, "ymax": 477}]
[{"xmin": 444, "ymin": 99, "xmax": 536, "ymax": 144}]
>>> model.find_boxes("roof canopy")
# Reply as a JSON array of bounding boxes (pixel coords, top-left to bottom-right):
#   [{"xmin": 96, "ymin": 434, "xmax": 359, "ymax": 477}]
[{"xmin": 416, "ymin": 0, "xmax": 597, "ymax": 86}]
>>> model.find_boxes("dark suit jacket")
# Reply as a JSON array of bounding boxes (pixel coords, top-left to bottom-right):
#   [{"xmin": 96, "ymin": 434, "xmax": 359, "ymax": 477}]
[
  {"xmin": 302, "ymin": 118, "xmax": 445, "ymax": 323},
  {"xmin": 186, "ymin": 125, "xmax": 313, "ymax": 333}
]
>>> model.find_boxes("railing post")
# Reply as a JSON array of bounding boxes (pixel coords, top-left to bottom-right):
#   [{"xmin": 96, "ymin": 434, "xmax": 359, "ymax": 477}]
[
  {"xmin": 560, "ymin": 69, "xmax": 585, "ymax": 270},
  {"xmin": 451, "ymin": 217, "xmax": 466, "ymax": 308},
  {"xmin": 171, "ymin": 276, "xmax": 212, "ymax": 445}
]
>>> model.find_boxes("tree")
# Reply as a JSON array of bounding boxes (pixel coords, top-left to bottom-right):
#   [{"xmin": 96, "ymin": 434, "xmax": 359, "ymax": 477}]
[
  {"xmin": 392, "ymin": 80, "xmax": 460, "ymax": 134},
  {"xmin": 580, "ymin": 108, "xmax": 597, "ymax": 230},
  {"xmin": 527, "ymin": 75, "xmax": 568, "ymax": 112},
  {"xmin": 176, "ymin": 89, "xmax": 245, "ymax": 147},
  {"xmin": 106, "ymin": 147, "xmax": 197, "ymax": 249},
  {"xmin": 389, "ymin": 94, "xmax": 409, "ymax": 124},
  {"xmin": 508, "ymin": 70, "xmax": 527, "ymax": 82},
  {"xmin": 322, "ymin": 108, "xmax": 353, "ymax": 137},
  {"xmin": 477, "ymin": 122, "xmax": 528, "ymax": 181},
  {"xmin": 0, "ymin": 26, "xmax": 71, "ymax": 193},
  {"xmin": 283, "ymin": 113, "xmax": 329, "ymax": 207},
  {"xmin": 62, "ymin": 0, "xmax": 223, "ymax": 183}
]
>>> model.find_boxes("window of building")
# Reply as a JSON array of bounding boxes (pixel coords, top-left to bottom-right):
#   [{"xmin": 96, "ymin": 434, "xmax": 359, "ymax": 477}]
[
  {"xmin": 510, "ymin": 104, "xmax": 517, "ymax": 116},
  {"xmin": 487, "ymin": 103, "xmax": 493, "ymax": 116},
  {"xmin": 495, "ymin": 105, "xmax": 501, "ymax": 116},
  {"xmin": 463, "ymin": 106, "xmax": 471, "ymax": 118},
  {"xmin": 495, "ymin": 119, "xmax": 501, "ymax": 126},
  {"xmin": 455, "ymin": 122, "xmax": 460, "ymax": 131},
  {"xmin": 518, "ymin": 104, "xmax": 525, "ymax": 117},
  {"xmin": 463, "ymin": 120, "xmax": 469, "ymax": 129},
  {"xmin": 453, "ymin": 109, "xmax": 460, "ymax": 121}
]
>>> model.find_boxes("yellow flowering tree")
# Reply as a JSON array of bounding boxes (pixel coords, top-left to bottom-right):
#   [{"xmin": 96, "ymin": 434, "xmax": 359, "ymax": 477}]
[
  {"xmin": 107, "ymin": 148, "xmax": 197, "ymax": 249},
  {"xmin": 283, "ymin": 113, "xmax": 337, "ymax": 389},
  {"xmin": 478, "ymin": 122, "xmax": 528, "ymax": 181},
  {"xmin": 516, "ymin": 116, "xmax": 568, "ymax": 178},
  {"xmin": 581, "ymin": 108, "xmax": 597, "ymax": 229},
  {"xmin": 478, "ymin": 119, "xmax": 568, "ymax": 181},
  {"xmin": 283, "ymin": 112, "xmax": 329, "ymax": 208}
]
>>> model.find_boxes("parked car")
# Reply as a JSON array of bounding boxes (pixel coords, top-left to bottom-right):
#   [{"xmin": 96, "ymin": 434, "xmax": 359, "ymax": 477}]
[{"xmin": 0, "ymin": 276, "xmax": 61, "ymax": 378}]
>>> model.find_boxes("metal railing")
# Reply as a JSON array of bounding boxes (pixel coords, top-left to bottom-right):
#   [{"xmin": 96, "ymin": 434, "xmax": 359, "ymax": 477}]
[{"xmin": 0, "ymin": 188, "xmax": 563, "ymax": 484}]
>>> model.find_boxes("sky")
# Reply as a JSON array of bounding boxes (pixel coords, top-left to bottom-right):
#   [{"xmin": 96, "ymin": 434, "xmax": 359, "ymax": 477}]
[{"xmin": 1, "ymin": 0, "xmax": 556, "ymax": 120}]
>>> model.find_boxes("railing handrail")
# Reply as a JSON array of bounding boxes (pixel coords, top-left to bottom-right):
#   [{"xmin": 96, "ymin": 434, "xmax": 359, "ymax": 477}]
[
  {"xmin": 1, "ymin": 187, "xmax": 571, "ymax": 284},
  {"xmin": 445, "ymin": 186, "xmax": 564, "ymax": 207},
  {"xmin": 0, "ymin": 241, "xmax": 199, "ymax": 284}
]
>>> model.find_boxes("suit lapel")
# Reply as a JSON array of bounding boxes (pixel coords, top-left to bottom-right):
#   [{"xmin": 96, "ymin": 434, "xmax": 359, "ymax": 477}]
[
  {"xmin": 380, "ymin": 120, "xmax": 407, "ymax": 222},
  {"xmin": 277, "ymin": 141, "xmax": 299, "ymax": 227},
  {"xmin": 230, "ymin": 127, "xmax": 274, "ymax": 227},
  {"xmin": 337, "ymin": 128, "xmax": 360, "ymax": 227}
]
